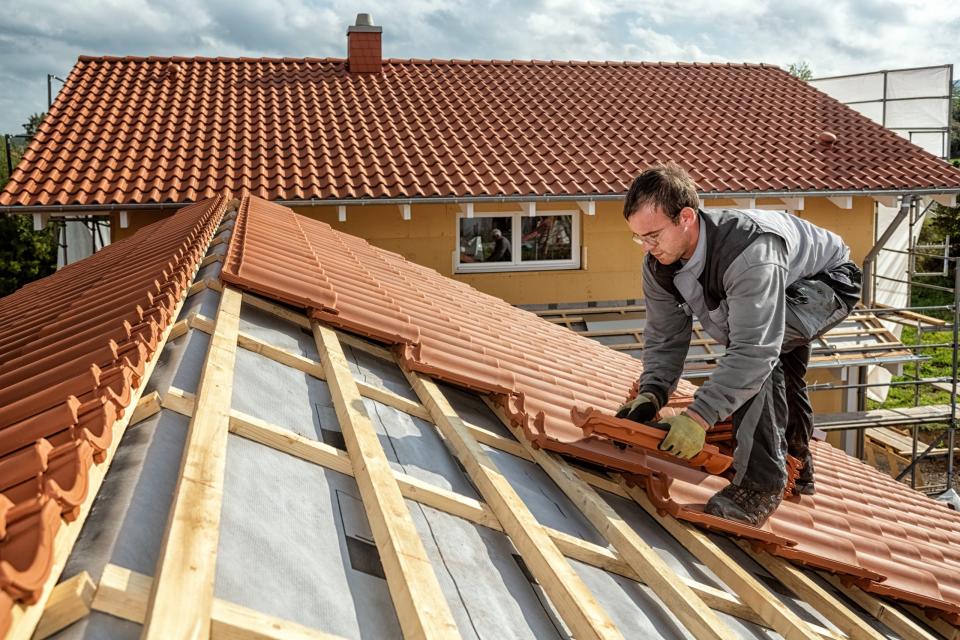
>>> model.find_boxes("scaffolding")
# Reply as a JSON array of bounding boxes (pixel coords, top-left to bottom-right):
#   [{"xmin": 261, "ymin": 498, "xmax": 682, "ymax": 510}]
[{"xmin": 787, "ymin": 198, "xmax": 960, "ymax": 496}]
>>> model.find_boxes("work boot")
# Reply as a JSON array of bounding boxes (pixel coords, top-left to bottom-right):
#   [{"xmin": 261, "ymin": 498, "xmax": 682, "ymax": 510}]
[
  {"xmin": 792, "ymin": 480, "xmax": 815, "ymax": 496},
  {"xmin": 704, "ymin": 483, "xmax": 784, "ymax": 526},
  {"xmin": 791, "ymin": 455, "xmax": 815, "ymax": 496}
]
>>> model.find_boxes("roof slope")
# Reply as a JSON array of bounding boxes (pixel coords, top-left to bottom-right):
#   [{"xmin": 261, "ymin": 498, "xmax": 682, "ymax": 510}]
[
  {"xmin": 0, "ymin": 196, "xmax": 224, "ymax": 634},
  {"xmin": 2, "ymin": 56, "xmax": 959, "ymax": 208},
  {"xmin": 222, "ymin": 194, "xmax": 960, "ymax": 625}
]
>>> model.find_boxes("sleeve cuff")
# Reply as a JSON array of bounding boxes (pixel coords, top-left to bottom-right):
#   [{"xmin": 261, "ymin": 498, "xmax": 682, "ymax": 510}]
[
  {"xmin": 638, "ymin": 385, "xmax": 668, "ymax": 410},
  {"xmin": 687, "ymin": 397, "xmax": 720, "ymax": 428}
]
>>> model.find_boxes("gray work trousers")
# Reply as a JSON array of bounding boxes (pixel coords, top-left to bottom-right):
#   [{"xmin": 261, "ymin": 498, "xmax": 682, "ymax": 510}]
[{"xmin": 732, "ymin": 262, "xmax": 862, "ymax": 492}]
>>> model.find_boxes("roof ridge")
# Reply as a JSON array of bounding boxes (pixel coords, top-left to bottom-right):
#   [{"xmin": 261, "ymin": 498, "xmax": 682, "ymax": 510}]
[{"xmin": 75, "ymin": 54, "xmax": 776, "ymax": 69}]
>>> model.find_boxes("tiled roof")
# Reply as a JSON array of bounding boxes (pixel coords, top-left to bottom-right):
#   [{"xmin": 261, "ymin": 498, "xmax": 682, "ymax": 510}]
[
  {"xmin": 0, "ymin": 196, "xmax": 225, "ymax": 634},
  {"xmin": 222, "ymin": 194, "xmax": 960, "ymax": 624},
  {"xmin": 3, "ymin": 56, "xmax": 959, "ymax": 208}
]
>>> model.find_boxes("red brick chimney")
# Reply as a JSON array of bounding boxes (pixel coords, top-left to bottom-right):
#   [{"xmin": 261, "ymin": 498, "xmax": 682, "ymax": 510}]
[{"xmin": 347, "ymin": 13, "xmax": 382, "ymax": 73}]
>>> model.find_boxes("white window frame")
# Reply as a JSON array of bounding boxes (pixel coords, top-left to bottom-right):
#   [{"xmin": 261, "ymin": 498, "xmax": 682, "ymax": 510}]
[{"xmin": 454, "ymin": 210, "xmax": 581, "ymax": 273}]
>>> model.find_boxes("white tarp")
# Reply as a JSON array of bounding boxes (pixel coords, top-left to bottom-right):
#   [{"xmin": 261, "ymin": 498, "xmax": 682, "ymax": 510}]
[{"xmin": 810, "ymin": 65, "xmax": 951, "ymax": 159}]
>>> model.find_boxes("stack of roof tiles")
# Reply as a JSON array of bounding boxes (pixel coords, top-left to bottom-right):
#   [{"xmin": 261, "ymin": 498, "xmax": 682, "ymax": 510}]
[
  {"xmin": 222, "ymin": 195, "xmax": 960, "ymax": 625},
  {"xmin": 2, "ymin": 56, "xmax": 959, "ymax": 208},
  {"xmin": 0, "ymin": 196, "xmax": 225, "ymax": 634}
]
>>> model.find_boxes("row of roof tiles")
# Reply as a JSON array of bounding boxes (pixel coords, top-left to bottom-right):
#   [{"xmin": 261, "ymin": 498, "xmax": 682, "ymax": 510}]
[
  {"xmin": 77, "ymin": 56, "xmax": 781, "ymax": 67},
  {"xmin": 2, "ymin": 56, "xmax": 957, "ymax": 208},
  {"xmin": 0, "ymin": 196, "xmax": 226, "ymax": 634},
  {"xmin": 221, "ymin": 194, "xmax": 960, "ymax": 626}
]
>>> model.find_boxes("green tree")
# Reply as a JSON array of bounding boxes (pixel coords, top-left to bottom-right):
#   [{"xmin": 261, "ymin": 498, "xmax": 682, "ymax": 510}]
[
  {"xmin": 0, "ymin": 215, "xmax": 58, "ymax": 297},
  {"xmin": 23, "ymin": 112, "xmax": 46, "ymax": 137},
  {"xmin": 787, "ymin": 61, "xmax": 813, "ymax": 81},
  {"xmin": 928, "ymin": 203, "xmax": 960, "ymax": 278}
]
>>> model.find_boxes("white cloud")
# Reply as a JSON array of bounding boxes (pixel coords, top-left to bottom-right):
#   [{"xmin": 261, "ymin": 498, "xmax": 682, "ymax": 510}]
[{"xmin": 0, "ymin": 0, "xmax": 957, "ymax": 133}]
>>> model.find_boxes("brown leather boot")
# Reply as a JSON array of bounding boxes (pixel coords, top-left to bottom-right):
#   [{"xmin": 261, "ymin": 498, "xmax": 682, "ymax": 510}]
[{"xmin": 704, "ymin": 483, "xmax": 784, "ymax": 526}]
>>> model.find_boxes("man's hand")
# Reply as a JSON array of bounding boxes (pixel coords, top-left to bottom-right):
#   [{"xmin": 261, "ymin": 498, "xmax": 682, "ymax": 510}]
[
  {"xmin": 658, "ymin": 413, "xmax": 706, "ymax": 459},
  {"xmin": 616, "ymin": 392, "xmax": 660, "ymax": 423}
]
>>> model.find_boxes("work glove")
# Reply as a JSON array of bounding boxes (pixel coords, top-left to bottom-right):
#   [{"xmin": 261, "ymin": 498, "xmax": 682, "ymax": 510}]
[
  {"xmin": 658, "ymin": 413, "xmax": 707, "ymax": 460},
  {"xmin": 615, "ymin": 391, "xmax": 660, "ymax": 423}
]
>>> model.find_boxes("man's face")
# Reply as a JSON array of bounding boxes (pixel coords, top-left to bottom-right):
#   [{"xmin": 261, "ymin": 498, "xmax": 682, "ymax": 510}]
[{"xmin": 625, "ymin": 202, "xmax": 697, "ymax": 265}]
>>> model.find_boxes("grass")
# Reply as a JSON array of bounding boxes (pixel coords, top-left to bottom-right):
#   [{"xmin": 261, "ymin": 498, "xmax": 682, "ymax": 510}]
[{"xmin": 865, "ymin": 276, "xmax": 958, "ymax": 418}]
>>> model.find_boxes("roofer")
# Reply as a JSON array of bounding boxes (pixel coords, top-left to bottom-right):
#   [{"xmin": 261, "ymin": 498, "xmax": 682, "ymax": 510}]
[{"xmin": 617, "ymin": 163, "xmax": 862, "ymax": 526}]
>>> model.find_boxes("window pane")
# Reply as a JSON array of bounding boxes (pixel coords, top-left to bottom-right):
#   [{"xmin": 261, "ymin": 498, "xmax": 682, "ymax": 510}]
[
  {"xmin": 521, "ymin": 215, "xmax": 572, "ymax": 261},
  {"xmin": 459, "ymin": 217, "xmax": 513, "ymax": 263}
]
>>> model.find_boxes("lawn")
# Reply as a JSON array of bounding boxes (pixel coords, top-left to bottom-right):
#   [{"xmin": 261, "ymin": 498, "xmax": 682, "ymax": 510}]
[{"xmin": 866, "ymin": 275, "xmax": 957, "ymax": 415}]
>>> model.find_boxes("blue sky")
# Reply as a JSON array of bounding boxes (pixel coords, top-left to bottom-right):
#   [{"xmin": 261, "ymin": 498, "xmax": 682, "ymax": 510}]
[{"xmin": 1, "ymin": 0, "xmax": 958, "ymax": 134}]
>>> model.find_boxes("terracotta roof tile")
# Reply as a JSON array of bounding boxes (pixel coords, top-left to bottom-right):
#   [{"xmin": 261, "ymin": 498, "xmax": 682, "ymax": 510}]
[
  {"xmin": 221, "ymin": 193, "xmax": 960, "ymax": 625},
  {"xmin": 3, "ymin": 57, "xmax": 959, "ymax": 208},
  {"xmin": 0, "ymin": 195, "xmax": 225, "ymax": 633}
]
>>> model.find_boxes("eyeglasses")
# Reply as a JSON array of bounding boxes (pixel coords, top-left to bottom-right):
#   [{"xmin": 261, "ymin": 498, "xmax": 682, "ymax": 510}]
[{"xmin": 632, "ymin": 227, "xmax": 668, "ymax": 247}]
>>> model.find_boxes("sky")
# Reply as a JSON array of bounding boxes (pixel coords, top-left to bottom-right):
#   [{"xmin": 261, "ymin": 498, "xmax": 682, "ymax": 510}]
[{"xmin": 1, "ymin": 0, "xmax": 958, "ymax": 134}]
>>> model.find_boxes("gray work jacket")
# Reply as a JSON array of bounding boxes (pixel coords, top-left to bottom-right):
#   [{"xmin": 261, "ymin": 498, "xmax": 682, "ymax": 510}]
[{"xmin": 639, "ymin": 209, "xmax": 850, "ymax": 426}]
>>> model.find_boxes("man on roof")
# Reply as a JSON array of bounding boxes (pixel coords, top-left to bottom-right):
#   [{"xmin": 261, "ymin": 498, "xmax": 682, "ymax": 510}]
[{"xmin": 617, "ymin": 163, "xmax": 861, "ymax": 526}]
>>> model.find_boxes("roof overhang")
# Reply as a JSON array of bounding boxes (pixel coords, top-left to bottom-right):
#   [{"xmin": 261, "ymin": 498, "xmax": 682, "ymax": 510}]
[{"xmin": 3, "ymin": 187, "xmax": 960, "ymax": 214}]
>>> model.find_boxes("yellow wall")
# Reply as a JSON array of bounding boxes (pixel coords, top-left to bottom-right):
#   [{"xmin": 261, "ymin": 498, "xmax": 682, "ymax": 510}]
[
  {"xmin": 115, "ymin": 195, "xmax": 875, "ymax": 306},
  {"xmin": 291, "ymin": 200, "xmax": 646, "ymax": 305},
  {"xmin": 110, "ymin": 209, "xmax": 165, "ymax": 242}
]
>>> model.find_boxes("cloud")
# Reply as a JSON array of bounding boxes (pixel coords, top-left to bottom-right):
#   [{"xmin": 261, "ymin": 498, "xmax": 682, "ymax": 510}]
[{"xmin": 0, "ymin": 0, "xmax": 958, "ymax": 133}]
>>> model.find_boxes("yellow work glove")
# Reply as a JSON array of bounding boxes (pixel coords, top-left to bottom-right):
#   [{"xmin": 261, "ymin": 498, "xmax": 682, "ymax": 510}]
[
  {"xmin": 615, "ymin": 391, "xmax": 660, "ymax": 423},
  {"xmin": 658, "ymin": 413, "xmax": 707, "ymax": 459}
]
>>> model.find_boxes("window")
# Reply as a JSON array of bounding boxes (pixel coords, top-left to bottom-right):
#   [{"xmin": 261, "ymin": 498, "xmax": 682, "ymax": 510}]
[{"xmin": 456, "ymin": 210, "xmax": 580, "ymax": 272}]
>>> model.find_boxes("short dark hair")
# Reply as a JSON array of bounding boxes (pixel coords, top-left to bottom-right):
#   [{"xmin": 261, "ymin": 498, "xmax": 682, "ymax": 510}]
[{"xmin": 622, "ymin": 162, "xmax": 700, "ymax": 221}]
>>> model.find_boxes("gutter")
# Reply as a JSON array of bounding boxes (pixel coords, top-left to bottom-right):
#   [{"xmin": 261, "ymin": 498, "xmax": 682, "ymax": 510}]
[{"xmin": 2, "ymin": 187, "xmax": 959, "ymax": 214}]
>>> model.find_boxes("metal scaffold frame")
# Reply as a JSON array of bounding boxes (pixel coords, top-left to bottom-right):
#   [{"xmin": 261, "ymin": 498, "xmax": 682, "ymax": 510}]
[{"xmin": 811, "ymin": 195, "xmax": 960, "ymax": 496}]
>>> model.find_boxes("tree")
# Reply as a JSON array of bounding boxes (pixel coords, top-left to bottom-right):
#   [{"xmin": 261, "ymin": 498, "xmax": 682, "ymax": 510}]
[
  {"xmin": 787, "ymin": 61, "xmax": 813, "ymax": 81},
  {"xmin": 23, "ymin": 112, "xmax": 46, "ymax": 137},
  {"xmin": 0, "ymin": 215, "xmax": 58, "ymax": 297},
  {"xmin": 928, "ymin": 203, "xmax": 960, "ymax": 277}
]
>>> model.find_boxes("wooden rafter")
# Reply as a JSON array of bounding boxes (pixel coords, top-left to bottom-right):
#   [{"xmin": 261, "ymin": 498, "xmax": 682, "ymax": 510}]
[
  {"xmin": 95, "ymin": 564, "xmax": 343, "ymax": 640},
  {"xmin": 33, "ymin": 572, "xmax": 95, "ymax": 640},
  {"xmin": 404, "ymin": 370, "xmax": 623, "ymax": 640},
  {"xmin": 482, "ymin": 400, "xmax": 739, "ymax": 640},
  {"xmin": 619, "ymin": 480, "xmax": 833, "ymax": 640},
  {"xmin": 142, "ymin": 286, "xmax": 243, "ymax": 640},
  {"xmin": 311, "ymin": 322, "xmax": 460, "ymax": 639},
  {"xmin": 738, "ymin": 543, "xmax": 887, "ymax": 640},
  {"xmin": 818, "ymin": 574, "xmax": 939, "ymax": 640}
]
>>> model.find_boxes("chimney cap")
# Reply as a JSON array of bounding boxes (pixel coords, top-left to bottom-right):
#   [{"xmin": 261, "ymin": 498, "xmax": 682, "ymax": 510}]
[{"xmin": 348, "ymin": 12, "xmax": 382, "ymax": 34}]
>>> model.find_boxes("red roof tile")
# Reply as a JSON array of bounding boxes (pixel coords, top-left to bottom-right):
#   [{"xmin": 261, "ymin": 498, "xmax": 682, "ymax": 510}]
[
  {"xmin": 3, "ymin": 56, "xmax": 959, "ymax": 208},
  {"xmin": 0, "ymin": 196, "xmax": 225, "ymax": 633},
  {"xmin": 221, "ymin": 194, "xmax": 960, "ymax": 625}
]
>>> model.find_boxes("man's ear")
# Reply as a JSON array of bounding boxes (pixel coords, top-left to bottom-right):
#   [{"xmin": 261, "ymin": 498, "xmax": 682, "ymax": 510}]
[{"xmin": 680, "ymin": 206, "xmax": 697, "ymax": 228}]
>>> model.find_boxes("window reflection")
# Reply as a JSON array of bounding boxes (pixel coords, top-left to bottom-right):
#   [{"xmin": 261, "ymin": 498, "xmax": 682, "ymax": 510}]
[
  {"xmin": 521, "ymin": 215, "xmax": 572, "ymax": 261},
  {"xmin": 459, "ymin": 217, "xmax": 512, "ymax": 263}
]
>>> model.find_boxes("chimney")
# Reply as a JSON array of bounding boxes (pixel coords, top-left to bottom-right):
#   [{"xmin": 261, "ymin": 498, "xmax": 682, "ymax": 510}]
[{"xmin": 347, "ymin": 13, "xmax": 382, "ymax": 73}]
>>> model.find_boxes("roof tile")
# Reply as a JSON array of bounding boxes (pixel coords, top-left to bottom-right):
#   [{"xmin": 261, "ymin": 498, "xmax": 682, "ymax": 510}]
[{"xmin": 3, "ymin": 57, "xmax": 959, "ymax": 208}]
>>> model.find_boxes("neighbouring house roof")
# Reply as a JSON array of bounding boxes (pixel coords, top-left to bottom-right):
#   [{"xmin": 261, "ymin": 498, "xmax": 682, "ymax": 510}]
[
  {"xmin": 2, "ymin": 56, "xmax": 960, "ymax": 210},
  {"xmin": 1, "ymin": 193, "xmax": 958, "ymax": 638}
]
